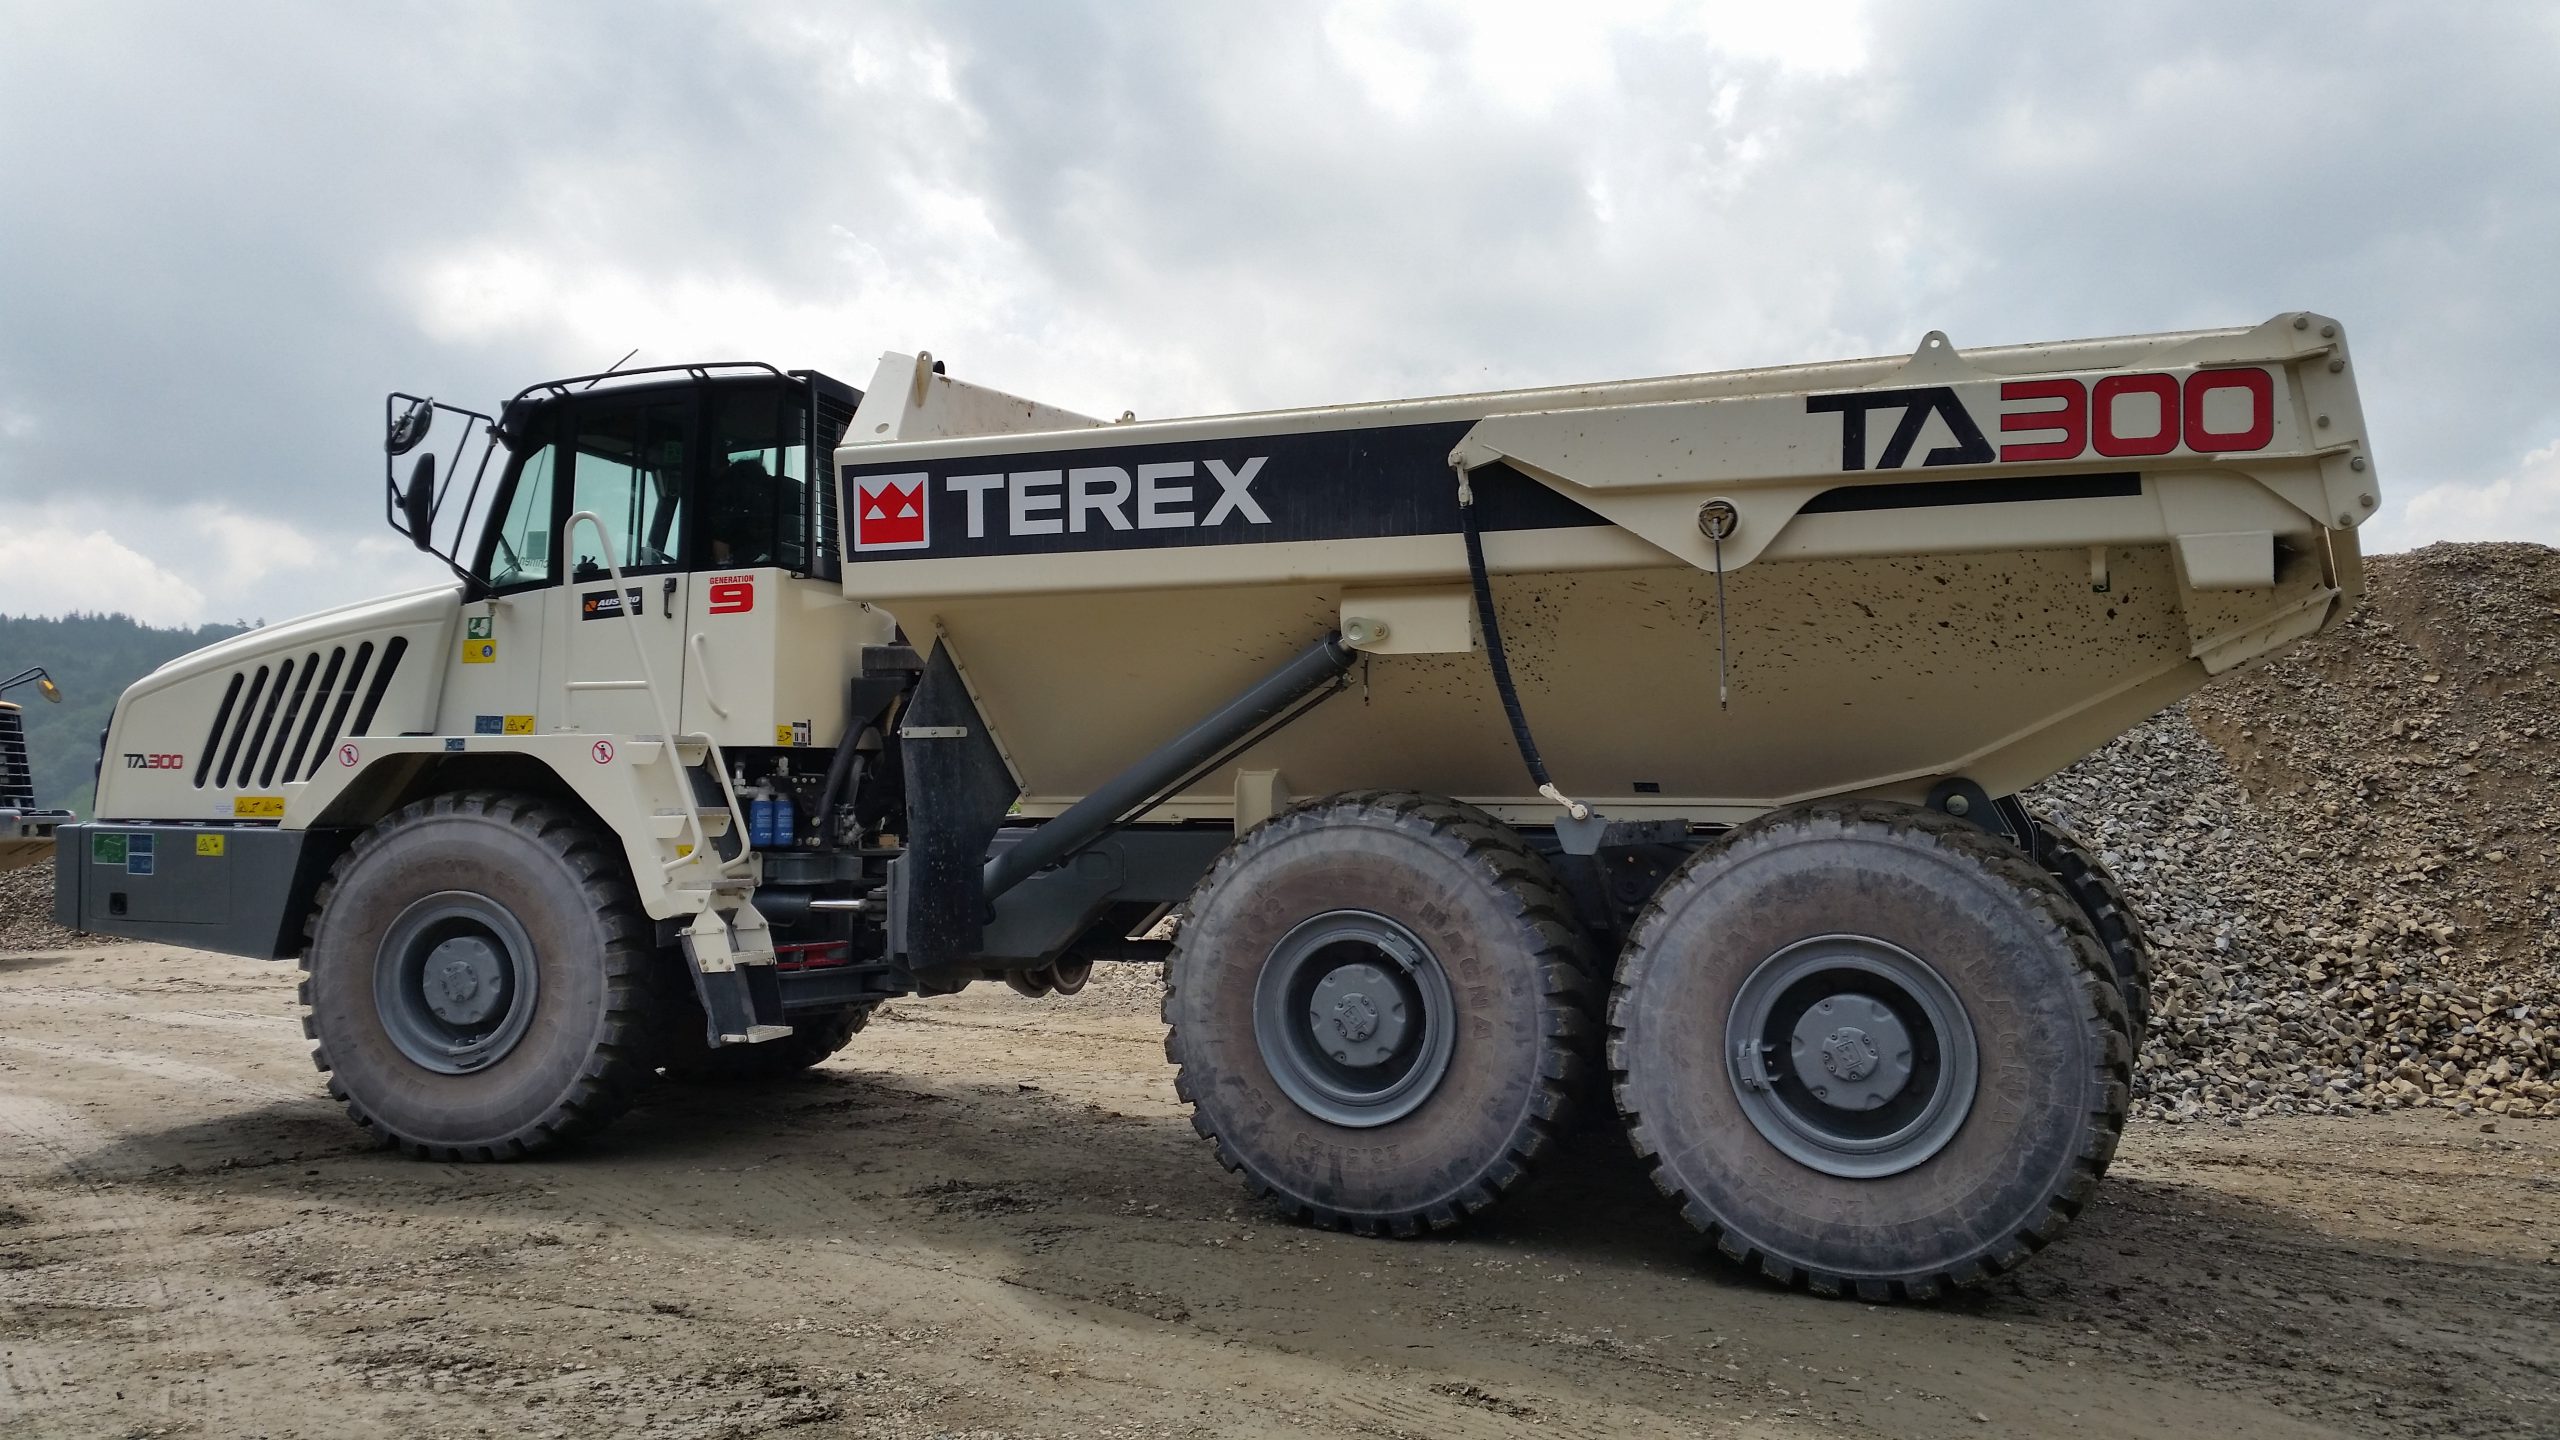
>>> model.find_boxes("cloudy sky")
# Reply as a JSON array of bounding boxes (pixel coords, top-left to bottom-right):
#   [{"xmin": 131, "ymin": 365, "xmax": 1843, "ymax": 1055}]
[{"xmin": 2, "ymin": 2, "xmax": 2554, "ymax": 627}]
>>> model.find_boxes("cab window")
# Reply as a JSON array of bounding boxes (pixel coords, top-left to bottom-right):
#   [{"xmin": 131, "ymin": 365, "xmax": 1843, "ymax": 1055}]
[
  {"xmin": 568, "ymin": 401, "xmax": 687, "ymax": 580},
  {"xmin": 703, "ymin": 388, "xmax": 808, "ymax": 570},
  {"xmin": 478, "ymin": 441, "xmax": 556, "ymax": 589}
]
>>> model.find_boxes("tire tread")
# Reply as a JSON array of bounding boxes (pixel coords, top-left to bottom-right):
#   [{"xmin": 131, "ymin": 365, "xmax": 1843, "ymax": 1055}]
[
  {"xmin": 1607, "ymin": 800, "xmax": 2132, "ymax": 1300},
  {"xmin": 299, "ymin": 789, "xmax": 659, "ymax": 1160},
  {"xmin": 1164, "ymin": 791, "xmax": 1592, "ymax": 1236}
]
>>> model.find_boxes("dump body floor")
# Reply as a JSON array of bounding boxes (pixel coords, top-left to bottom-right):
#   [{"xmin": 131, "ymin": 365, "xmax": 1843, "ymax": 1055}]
[{"xmin": 1, "ymin": 941, "xmax": 2549, "ymax": 1439}]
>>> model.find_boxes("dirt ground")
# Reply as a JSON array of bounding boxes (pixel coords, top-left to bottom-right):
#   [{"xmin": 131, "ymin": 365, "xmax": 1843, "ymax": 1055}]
[{"xmin": 1, "ymin": 944, "xmax": 2552, "ymax": 1440}]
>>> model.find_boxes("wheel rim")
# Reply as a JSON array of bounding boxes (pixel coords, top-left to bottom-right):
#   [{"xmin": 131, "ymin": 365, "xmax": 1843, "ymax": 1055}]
[
  {"xmin": 1252, "ymin": 909, "xmax": 1456, "ymax": 1128},
  {"xmin": 373, "ymin": 891, "xmax": 541, "ymax": 1075},
  {"xmin": 1724, "ymin": 934, "xmax": 1977, "ymax": 1179}
]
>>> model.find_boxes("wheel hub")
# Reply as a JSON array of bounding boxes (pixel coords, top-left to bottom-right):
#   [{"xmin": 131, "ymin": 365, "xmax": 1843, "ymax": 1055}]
[
  {"xmin": 1308, "ymin": 962, "xmax": 1408, "ymax": 1066},
  {"xmin": 1726, "ymin": 936, "xmax": 1978, "ymax": 1179},
  {"xmin": 422, "ymin": 936, "xmax": 507, "ymax": 1026},
  {"xmin": 1788, "ymin": 993, "xmax": 1915, "ymax": 1109},
  {"xmin": 373, "ymin": 893, "xmax": 541, "ymax": 1075},
  {"xmin": 1252, "ymin": 911, "xmax": 1456, "ymax": 1129}
]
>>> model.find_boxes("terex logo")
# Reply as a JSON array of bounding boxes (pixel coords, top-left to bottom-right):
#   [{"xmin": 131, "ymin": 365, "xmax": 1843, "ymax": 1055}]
[
  {"xmin": 851, "ymin": 458, "xmax": 1273, "ymax": 552},
  {"xmin": 853, "ymin": 474, "xmax": 929, "ymax": 551},
  {"xmin": 122, "ymin": 752, "xmax": 184, "ymax": 770}
]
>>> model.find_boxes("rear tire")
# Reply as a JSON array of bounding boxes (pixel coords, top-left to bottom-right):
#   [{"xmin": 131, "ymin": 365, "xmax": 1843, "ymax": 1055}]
[
  {"xmin": 1609, "ymin": 801, "xmax": 2130, "ymax": 1299},
  {"xmin": 1165, "ymin": 792, "xmax": 1593, "ymax": 1235},
  {"xmin": 299, "ymin": 791, "xmax": 660, "ymax": 1160},
  {"xmin": 2030, "ymin": 818, "xmax": 2154, "ymax": 1043},
  {"xmin": 660, "ymin": 1005, "xmax": 870, "ymax": 1082}
]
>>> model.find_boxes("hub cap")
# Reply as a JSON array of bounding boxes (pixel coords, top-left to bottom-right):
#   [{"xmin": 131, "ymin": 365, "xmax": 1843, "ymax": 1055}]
[
  {"xmin": 1726, "ymin": 935, "xmax": 1977, "ymax": 1179},
  {"xmin": 1253, "ymin": 911, "xmax": 1455, "ymax": 1128},
  {"xmin": 374, "ymin": 892, "xmax": 540, "ymax": 1075}
]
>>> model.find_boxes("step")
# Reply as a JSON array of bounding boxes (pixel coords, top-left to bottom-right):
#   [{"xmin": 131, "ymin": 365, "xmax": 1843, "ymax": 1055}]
[{"xmin": 648, "ymin": 808, "xmax": 735, "ymax": 840}]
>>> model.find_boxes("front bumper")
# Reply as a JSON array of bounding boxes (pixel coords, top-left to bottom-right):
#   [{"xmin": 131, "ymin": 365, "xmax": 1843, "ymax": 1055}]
[{"xmin": 53, "ymin": 822, "xmax": 351, "ymax": 959}]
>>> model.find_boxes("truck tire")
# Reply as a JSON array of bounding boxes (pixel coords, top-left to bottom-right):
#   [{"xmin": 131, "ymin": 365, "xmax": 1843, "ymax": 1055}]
[
  {"xmin": 1165, "ymin": 791, "xmax": 1593, "ymax": 1235},
  {"xmin": 1609, "ymin": 801, "xmax": 2131, "ymax": 1300},
  {"xmin": 2030, "ymin": 818, "xmax": 2155, "ymax": 1044},
  {"xmin": 660, "ymin": 1004, "xmax": 871, "ymax": 1082},
  {"xmin": 299, "ymin": 791, "xmax": 660, "ymax": 1160}
]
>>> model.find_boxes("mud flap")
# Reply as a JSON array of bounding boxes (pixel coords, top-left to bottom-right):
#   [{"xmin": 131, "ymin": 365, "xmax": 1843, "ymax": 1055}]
[{"xmin": 895, "ymin": 641, "xmax": 1018, "ymax": 971}]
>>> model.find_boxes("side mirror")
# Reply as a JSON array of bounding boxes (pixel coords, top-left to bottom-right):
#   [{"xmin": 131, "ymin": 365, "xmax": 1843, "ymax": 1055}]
[
  {"xmin": 402, "ymin": 453, "xmax": 437, "ymax": 550},
  {"xmin": 387, "ymin": 398, "xmax": 434, "ymax": 456}
]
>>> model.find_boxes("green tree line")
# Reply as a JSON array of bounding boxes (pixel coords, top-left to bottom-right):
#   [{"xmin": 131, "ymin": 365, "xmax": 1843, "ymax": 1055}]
[{"xmin": 3, "ymin": 612, "xmax": 249, "ymax": 817}]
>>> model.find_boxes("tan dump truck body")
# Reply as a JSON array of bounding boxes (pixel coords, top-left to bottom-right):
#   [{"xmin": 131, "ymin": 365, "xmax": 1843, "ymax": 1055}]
[{"xmin": 837, "ymin": 314, "xmax": 2370, "ymax": 827}]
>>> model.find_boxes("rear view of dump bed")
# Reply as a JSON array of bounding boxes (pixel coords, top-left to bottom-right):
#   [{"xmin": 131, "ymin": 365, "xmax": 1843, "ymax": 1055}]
[{"xmin": 836, "ymin": 313, "xmax": 2371, "ymax": 826}]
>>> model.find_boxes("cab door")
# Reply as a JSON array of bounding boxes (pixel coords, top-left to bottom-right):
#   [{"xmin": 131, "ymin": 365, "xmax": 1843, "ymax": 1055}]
[
  {"xmin": 545, "ymin": 395, "xmax": 694, "ymax": 739},
  {"xmin": 679, "ymin": 382, "xmax": 819, "ymax": 749}
]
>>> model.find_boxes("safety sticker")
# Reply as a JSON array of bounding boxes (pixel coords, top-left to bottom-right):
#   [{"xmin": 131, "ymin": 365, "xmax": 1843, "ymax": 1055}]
[
  {"xmin": 91, "ymin": 832, "xmax": 127, "ymax": 865},
  {"xmin": 126, "ymin": 832, "xmax": 155, "ymax": 876},
  {"xmin": 196, "ymin": 834, "xmax": 226, "ymax": 857},
  {"xmin": 774, "ymin": 720, "xmax": 812, "ymax": 747},
  {"xmin": 467, "ymin": 615, "xmax": 493, "ymax": 640},
  {"xmin": 463, "ymin": 638, "xmax": 497, "ymax": 664},
  {"xmin": 504, "ymin": 714, "xmax": 534, "ymax": 735},
  {"xmin": 233, "ymin": 795, "xmax": 285, "ymax": 820},
  {"xmin": 475, "ymin": 714, "xmax": 504, "ymax": 734},
  {"xmin": 444, "ymin": 737, "xmax": 466, "ymax": 752}
]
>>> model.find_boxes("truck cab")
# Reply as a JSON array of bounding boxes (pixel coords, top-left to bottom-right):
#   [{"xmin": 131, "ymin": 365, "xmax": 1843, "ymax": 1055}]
[
  {"xmin": 429, "ymin": 364, "xmax": 881, "ymax": 754},
  {"xmin": 58, "ymin": 363, "xmax": 894, "ymax": 966}
]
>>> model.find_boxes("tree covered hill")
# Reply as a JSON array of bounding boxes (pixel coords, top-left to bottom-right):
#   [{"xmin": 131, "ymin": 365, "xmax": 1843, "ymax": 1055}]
[{"xmin": 2, "ymin": 613, "xmax": 249, "ymax": 816}]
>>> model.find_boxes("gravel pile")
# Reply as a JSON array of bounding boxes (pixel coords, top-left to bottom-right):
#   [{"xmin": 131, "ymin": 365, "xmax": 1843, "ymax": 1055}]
[
  {"xmin": 2035, "ymin": 542, "xmax": 2558, "ymax": 1124},
  {"xmin": 0, "ymin": 859, "xmax": 108, "ymax": 953}
]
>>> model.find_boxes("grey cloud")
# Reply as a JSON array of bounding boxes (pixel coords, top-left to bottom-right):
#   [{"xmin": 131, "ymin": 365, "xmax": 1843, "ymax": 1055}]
[{"xmin": 1, "ymin": 1, "xmax": 2553, "ymax": 626}]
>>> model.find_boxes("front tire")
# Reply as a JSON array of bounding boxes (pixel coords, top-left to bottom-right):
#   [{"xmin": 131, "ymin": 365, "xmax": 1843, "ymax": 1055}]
[
  {"xmin": 1165, "ymin": 792, "xmax": 1593, "ymax": 1235},
  {"xmin": 1609, "ymin": 802, "xmax": 2130, "ymax": 1299},
  {"xmin": 300, "ymin": 791, "xmax": 660, "ymax": 1159}
]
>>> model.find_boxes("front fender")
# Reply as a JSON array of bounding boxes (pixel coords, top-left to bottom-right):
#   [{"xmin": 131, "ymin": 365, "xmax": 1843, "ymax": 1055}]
[{"xmin": 291, "ymin": 733, "xmax": 729, "ymax": 921}]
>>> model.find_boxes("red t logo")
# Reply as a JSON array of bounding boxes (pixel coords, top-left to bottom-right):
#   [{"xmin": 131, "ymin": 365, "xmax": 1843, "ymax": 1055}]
[{"xmin": 853, "ymin": 473, "xmax": 929, "ymax": 550}]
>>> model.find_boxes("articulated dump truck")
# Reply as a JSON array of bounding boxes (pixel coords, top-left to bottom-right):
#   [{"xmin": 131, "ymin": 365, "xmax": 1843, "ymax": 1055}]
[{"xmin": 56, "ymin": 314, "xmax": 2376, "ymax": 1298}]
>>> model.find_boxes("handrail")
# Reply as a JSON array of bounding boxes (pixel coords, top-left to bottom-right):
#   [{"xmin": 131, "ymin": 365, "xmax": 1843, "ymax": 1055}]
[
  {"xmin": 688, "ymin": 632, "xmax": 731, "ymax": 717},
  {"xmin": 562, "ymin": 511, "xmax": 751, "ymax": 880}
]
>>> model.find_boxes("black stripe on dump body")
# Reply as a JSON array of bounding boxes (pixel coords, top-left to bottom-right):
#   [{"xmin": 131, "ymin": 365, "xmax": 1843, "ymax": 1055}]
[
  {"xmin": 1798, "ymin": 471, "xmax": 2142, "ymax": 515},
  {"xmin": 840, "ymin": 418, "xmax": 1610, "ymax": 563}
]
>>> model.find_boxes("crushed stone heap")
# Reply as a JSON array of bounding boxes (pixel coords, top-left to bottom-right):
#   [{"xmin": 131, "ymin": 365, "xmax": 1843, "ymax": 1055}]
[
  {"xmin": 0, "ymin": 860, "xmax": 110, "ymax": 954},
  {"xmin": 2036, "ymin": 542, "xmax": 2557, "ymax": 1123}
]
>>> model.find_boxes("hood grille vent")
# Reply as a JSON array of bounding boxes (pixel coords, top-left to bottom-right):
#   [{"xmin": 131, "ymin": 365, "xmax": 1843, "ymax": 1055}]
[{"xmin": 194, "ymin": 636, "xmax": 408, "ymax": 789}]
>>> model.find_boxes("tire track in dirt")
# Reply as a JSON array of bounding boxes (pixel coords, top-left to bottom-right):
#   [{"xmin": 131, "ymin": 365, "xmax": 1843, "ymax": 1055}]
[{"xmin": 5, "ymin": 943, "xmax": 2553, "ymax": 1438}]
